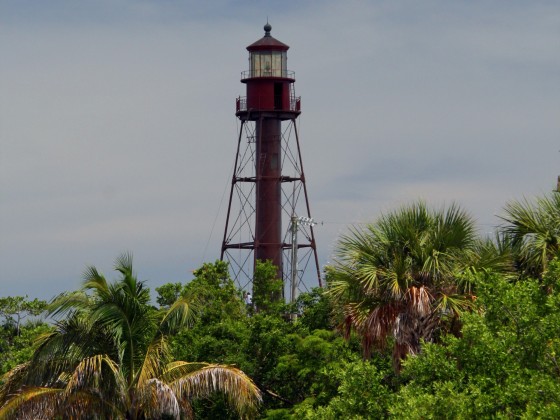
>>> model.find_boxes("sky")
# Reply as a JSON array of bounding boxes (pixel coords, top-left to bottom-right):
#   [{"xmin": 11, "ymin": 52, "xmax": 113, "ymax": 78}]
[{"xmin": 1, "ymin": 0, "xmax": 559, "ymax": 300}]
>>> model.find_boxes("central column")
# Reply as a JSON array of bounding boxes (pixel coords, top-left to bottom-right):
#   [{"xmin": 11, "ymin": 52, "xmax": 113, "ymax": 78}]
[{"xmin": 255, "ymin": 117, "xmax": 282, "ymax": 275}]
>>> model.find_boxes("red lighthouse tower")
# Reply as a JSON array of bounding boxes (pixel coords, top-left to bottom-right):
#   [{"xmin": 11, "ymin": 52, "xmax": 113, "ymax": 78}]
[{"xmin": 221, "ymin": 23, "xmax": 321, "ymax": 297}]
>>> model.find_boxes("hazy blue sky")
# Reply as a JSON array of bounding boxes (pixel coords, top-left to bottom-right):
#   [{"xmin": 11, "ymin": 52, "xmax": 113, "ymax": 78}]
[{"xmin": 1, "ymin": 1, "xmax": 559, "ymax": 300}]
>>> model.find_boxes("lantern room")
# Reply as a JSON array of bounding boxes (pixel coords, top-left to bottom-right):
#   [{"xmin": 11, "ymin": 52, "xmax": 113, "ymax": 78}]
[
  {"xmin": 249, "ymin": 50, "xmax": 287, "ymax": 78},
  {"xmin": 238, "ymin": 23, "xmax": 298, "ymax": 114}
]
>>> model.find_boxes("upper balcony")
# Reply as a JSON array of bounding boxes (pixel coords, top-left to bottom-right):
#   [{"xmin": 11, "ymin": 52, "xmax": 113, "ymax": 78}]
[{"xmin": 241, "ymin": 69, "xmax": 296, "ymax": 80}]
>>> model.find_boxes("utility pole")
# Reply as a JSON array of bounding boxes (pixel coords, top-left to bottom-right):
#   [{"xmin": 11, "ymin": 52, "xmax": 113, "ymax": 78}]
[{"xmin": 290, "ymin": 216, "xmax": 317, "ymax": 309}]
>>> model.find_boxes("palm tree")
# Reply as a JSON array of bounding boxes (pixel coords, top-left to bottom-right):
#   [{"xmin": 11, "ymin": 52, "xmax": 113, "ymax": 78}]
[
  {"xmin": 328, "ymin": 202, "xmax": 507, "ymax": 370},
  {"xmin": 499, "ymin": 192, "xmax": 560, "ymax": 277},
  {"xmin": 0, "ymin": 253, "xmax": 261, "ymax": 419}
]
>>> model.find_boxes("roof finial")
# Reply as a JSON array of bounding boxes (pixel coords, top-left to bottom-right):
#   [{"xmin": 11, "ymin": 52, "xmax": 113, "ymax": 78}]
[{"xmin": 264, "ymin": 19, "xmax": 272, "ymax": 37}]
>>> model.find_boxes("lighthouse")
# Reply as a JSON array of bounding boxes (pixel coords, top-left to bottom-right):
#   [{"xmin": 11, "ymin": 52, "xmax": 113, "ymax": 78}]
[{"xmin": 221, "ymin": 23, "xmax": 321, "ymax": 299}]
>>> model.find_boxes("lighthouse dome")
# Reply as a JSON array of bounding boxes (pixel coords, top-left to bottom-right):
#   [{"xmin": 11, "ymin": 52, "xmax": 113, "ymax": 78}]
[{"xmin": 247, "ymin": 23, "xmax": 289, "ymax": 52}]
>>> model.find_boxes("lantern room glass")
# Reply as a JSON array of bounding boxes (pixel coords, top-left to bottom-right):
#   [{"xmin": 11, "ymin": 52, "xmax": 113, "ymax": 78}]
[{"xmin": 250, "ymin": 51, "xmax": 287, "ymax": 77}]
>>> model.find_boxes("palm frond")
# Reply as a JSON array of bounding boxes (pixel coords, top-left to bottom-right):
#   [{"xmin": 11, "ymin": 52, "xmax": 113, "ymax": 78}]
[
  {"xmin": 62, "ymin": 390, "xmax": 121, "ymax": 419},
  {"xmin": 170, "ymin": 364, "xmax": 261, "ymax": 417},
  {"xmin": 0, "ymin": 363, "xmax": 29, "ymax": 405},
  {"xmin": 136, "ymin": 335, "xmax": 170, "ymax": 387},
  {"xmin": 359, "ymin": 303, "xmax": 400, "ymax": 356},
  {"xmin": 65, "ymin": 354, "xmax": 122, "ymax": 394},
  {"xmin": 114, "ymin": 252, "xmax": 134, "ymax": 278},
  {"xmin": 433, "ymin": 292, "xmax": 474, "ymax": 317},
  {"xmin": 81, "ymin": 265, "xmax": 110, "ymax": 300},
  {"xmin": 136, "ymin": 378, "xmax": 181, "ymax": 419},
  {"xmin": 28, "ymin": 313, "xmax": 119, "ymax": 388},
  {"xmin": 499, "ymin": 194, "xmax": 560, "ymax": 275},
  {"xmin": 405, "ymin": 286, "xmax": 432, "ymax": 317},
  {"xmin": 387, "ymin": 270, "xmax": 404, "ymax": 298},
  {"xmin": 47, "ymin": 290, "xmax": 90, "ymax": 319},
  {"xmin": 160, "ymin": 296, "xmax": 197, "ymax": 334},
  {"xmin": 162, "ymin": 361, "xmax": 215, "ymax": 383},
  {"xmin": 0, "ymin": 387, "xmax": 62, "ymax": 419}
]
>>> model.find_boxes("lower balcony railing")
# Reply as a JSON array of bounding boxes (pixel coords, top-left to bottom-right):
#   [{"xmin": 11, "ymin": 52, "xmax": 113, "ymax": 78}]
[{"xmin": 236, "ymin": 96, "xmax": 301, "ymax": 112}]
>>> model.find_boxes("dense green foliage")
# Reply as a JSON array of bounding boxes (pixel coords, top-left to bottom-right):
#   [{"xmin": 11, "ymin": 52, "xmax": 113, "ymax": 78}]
[
  {"xmin": 2, "ymin": 192, "xmax": 560, "ymax": 418},
  {"xmin": 0, "ymin": 296, "xmax": 47, "ymax": 336},
  {"xmin": 0, "ymin": 296, "xmax": 50, "ymax": 375},
  {"xmin": 252, "ymin": 259, "xmax": 285, "ymax": 311},
  {"xmin": 387, "ymin": 268, "xmax": 560, "ymax": 418}
]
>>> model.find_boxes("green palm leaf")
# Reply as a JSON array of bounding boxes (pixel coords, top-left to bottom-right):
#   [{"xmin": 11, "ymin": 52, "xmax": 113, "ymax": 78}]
[{"xmin": 499, "ymin": 193, "xmax": 560, "ymax": 275}]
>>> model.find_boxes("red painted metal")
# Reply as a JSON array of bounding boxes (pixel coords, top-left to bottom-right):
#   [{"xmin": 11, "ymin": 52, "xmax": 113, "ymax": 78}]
[
  {"xmin": 255, "ymin": 118, "xmax": 282, "ymax": 274},
  {"xmin": 221, "ymin": 24, "xmax": 321, "ymax": 295}
]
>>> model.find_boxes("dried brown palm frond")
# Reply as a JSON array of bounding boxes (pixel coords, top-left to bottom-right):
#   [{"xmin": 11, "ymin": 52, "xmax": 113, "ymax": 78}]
[
  {"xmin": 359, "ymin": 303, "xmax": 399, "ymax": 357},
  {"xmin": 137, "ymin": 378, "xmax": 181, "ymax": 420},
  {"xmin": 0, "ymin": 362, "xmax": 29, "ymax": 405},
  {"xmin": 64, "ymin": 354, "xmax": 124, "ymax": 397},
  {"xmin": 171, "ymin": 364, "xmax": 262, "ymax": 418},
  {"xmin": 405, "ymin": 286, "xmax": 433, "ymax": 317},
  {"xmin": 0, "ymin": 386, "xmax": 61, "ymax": 419}
]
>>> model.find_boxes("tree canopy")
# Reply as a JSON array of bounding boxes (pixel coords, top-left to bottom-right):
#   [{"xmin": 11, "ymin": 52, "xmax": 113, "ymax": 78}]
[
  {"xmin": 3, "ymin": 191, "xmax": 560, "ymax": 418},
  {"xmin": 0, "ymin": 254, "xmax": 261, "ymax": 419}
]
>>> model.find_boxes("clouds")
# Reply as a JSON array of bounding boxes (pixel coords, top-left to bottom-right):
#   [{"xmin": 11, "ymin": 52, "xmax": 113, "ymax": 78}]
[{"xmin": 1, "ymin": 1, "xmax": 559, "ymax": 299}]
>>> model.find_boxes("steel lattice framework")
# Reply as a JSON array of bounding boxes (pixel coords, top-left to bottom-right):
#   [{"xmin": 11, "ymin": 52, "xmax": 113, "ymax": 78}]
[{"xmin": 221, "ymin": 115, "xmax": 321, "ymax": 295}]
